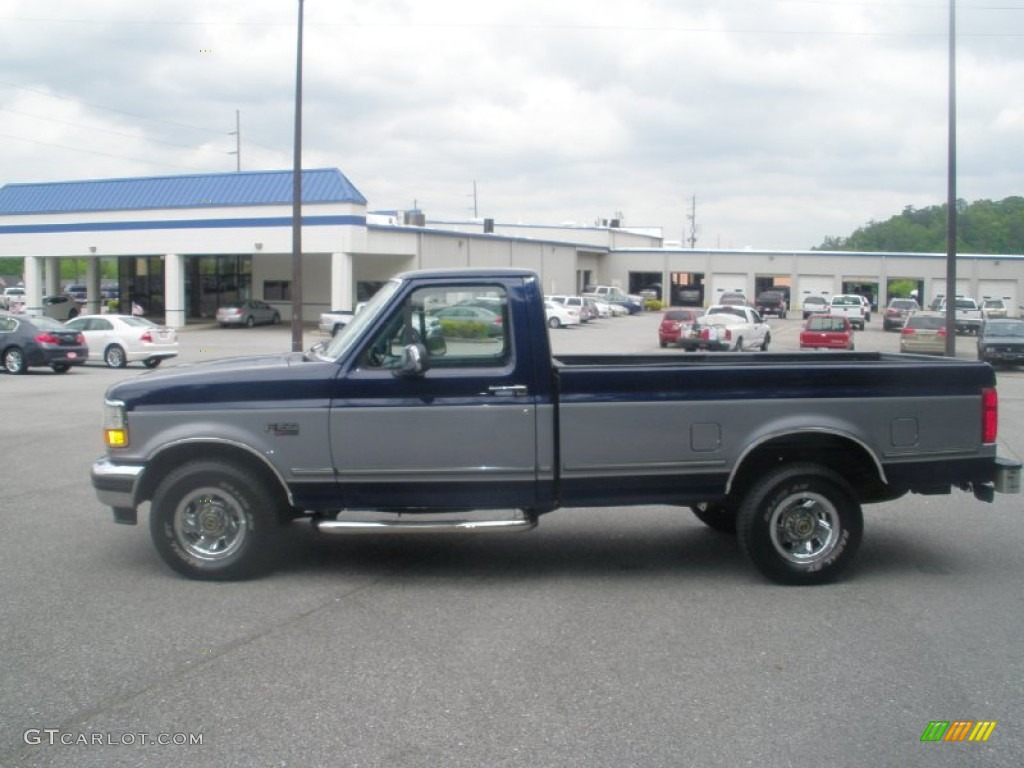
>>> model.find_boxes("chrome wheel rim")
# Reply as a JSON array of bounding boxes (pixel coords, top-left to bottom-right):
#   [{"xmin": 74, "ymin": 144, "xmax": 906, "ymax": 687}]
[
  {"xmin": 106, "ymin": 347, "xmax": 124, "ymax": 367},
  {"xmin": 173, "ymin": 486, "xmax": 248, "ymax": 562},
  {"xmin": 4, "ymin": 349, "xmax": 23, "ymax": 373},
  {"xmin": 768, "ymin": 490, "xmax": 840, "ymax": 566}
]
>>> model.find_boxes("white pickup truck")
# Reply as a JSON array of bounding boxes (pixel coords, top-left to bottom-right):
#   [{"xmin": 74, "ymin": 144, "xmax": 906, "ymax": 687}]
[
  {"xmin": 938, "ymin": 296, "xmax": 984, "ymax": 334},
  {"xmin": 828, "ymin": 295, "xmax": 869, "ymax": 330}
]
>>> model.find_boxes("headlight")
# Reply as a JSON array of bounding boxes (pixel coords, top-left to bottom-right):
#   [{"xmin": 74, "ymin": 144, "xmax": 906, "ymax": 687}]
[{"xmin": 103, "ymin": 399, "xmax": 129, "ymax": 448}]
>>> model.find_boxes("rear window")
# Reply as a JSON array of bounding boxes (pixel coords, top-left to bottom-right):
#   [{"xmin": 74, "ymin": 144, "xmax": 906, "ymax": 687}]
[
  {"xmin": 807, "ymin": 317, "xmax": 848, "ymax": 331},
  {"xmin": 907, "ymin": 315, "xmax": 945, "ymax": 330},
  {"xmin": 664, "ymin": 310, "xmax": 695, "ymax": 321}
]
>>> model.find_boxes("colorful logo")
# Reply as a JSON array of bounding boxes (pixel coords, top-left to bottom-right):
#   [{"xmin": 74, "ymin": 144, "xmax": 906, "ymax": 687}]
[{"xmin": 921, "ymin": 721, "xmax": 997, "ymax": 742}]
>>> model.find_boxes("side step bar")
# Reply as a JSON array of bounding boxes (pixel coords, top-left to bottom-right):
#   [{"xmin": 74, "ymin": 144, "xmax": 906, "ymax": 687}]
[{"xmin": 313, "ymin": 511, "xmax": 537, "ymax": 535}]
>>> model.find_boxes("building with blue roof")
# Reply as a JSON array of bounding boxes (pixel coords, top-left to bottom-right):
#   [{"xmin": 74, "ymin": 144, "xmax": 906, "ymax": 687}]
[{"xmin": 1, "ymin": 167, "xmax": 1019, "ymax": 327}]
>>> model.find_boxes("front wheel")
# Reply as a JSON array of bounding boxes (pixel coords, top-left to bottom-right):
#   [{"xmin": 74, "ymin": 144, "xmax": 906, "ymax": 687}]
[
  {"xmin": 149, "ymin": 461, "xmax": 283, "ymax": 580},
  {"xmin": 245, "ymin": 315, "xmax": 256, "ymax": 328},
  {"xmin": 760, "ymin": 333, "xmax": 771, "ymax": 351},
  {"xmin": 737, "ymin": 463, "xmax": 863, "ymax": 585}
]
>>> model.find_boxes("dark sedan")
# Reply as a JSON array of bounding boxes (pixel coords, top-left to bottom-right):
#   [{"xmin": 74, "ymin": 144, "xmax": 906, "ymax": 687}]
[
  {"xmin": 977, "ymin": 319, "xmax": 1024, "ymax": 366},
  {"xmin": 0, "ymin": 312, "xmax": 89, "ymax": 374}
]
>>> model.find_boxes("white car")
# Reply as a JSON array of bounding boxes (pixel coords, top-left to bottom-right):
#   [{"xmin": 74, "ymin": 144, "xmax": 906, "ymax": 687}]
[
  {"xmin": 64, "ymin": 314, "xmax": 179, "ymax": 368},
  {"xmin": 543, "ymin": 300, "xmax": 580, "ymax": 329},
  {"xmin": 696, "ymin": 306, "xmax": 771, "ymax": 351}
]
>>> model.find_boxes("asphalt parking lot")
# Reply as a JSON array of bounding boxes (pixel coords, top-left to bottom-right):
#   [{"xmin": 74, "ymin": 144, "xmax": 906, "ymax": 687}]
[{"xmin": 1, "ymin": 313, "xmax": 1022, "ymax": 767}]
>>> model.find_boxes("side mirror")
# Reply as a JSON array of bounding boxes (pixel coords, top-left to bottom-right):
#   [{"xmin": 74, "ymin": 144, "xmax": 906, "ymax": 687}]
[{"xmin": 395, "ymin": 343, "xmax": 430, "ymax": 377}]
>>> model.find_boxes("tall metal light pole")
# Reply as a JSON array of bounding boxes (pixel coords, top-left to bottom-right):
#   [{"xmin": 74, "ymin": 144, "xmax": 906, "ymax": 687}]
[
  {"xmin": 944, "ymin": 0, "xmax": 957, "ymax": 356},
  {"xmin": 291, "ymin": 0, "xmax": 305, "ymax": 352}
]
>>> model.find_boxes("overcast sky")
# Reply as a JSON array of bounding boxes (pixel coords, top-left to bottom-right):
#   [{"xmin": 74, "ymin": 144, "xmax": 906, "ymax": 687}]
[{"xmin": 1, "ymin": 0, "xmax": 1022, "ymax": 249}]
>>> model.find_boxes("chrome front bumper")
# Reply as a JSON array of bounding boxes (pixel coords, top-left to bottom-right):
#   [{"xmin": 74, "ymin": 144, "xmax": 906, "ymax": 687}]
[{"xmin": 91, "ymin": 458, "xmax": 145, "ymax": 524}]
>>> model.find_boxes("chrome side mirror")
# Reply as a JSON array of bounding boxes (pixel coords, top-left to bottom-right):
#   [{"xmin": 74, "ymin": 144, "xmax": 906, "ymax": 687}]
[{"xmin": 396, "ymin": 343, "xmax": 430, "ymax": 377}]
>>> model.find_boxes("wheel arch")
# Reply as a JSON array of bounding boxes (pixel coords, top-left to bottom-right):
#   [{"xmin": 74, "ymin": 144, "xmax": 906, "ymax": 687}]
[
  {"xmin": 136, "ymin": 440, "xmax": 294, "ymax": 515},
  {"xmin": 726, "ymin": 429, "xmax": 889, "ymax": 504}
]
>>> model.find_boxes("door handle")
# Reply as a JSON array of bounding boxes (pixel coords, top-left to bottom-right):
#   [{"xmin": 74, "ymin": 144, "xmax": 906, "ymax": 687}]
[{"xmin": 488, "ymin": 384, "xmax": 529, "ymax": 397}]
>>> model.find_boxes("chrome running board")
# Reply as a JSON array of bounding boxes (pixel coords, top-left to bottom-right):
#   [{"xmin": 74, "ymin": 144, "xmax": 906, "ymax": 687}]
[{"xmin": 313, "ymin": 510, "xmax": 536, "ymax": 535}]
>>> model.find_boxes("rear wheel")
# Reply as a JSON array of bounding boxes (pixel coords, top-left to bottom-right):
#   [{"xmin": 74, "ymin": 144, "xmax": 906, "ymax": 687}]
[
  {"xmin": 3, "ymin": 347, "xmax": 26, "ymax": 374},
  {"xmin": 272, "ymin": 313, "xmax": 281, "ymax": 325},
  {"xmin": 548, "ymin": 317, "xmax": 561, "ymax": 329},
  {"xmin": 245, "ymin": 315, "xmax": 256, "ymax": 328},
  {"xmin": 143, "ymin": 358, "xmax": 163, "ymax": 368},
  {"xmin": 149, "ymin": 460, "xmax": 283, "ymax": 580},
  {"xmin": 51, "ymin": 363, "xmax": 71, "ymax": 373},
  {"xmin": 104, "ymin": 344, "xmax": 127, "ymax": 368},
  {"xmin": 737, "ymin": 463, "xmax": 862, "ymax": 585}
]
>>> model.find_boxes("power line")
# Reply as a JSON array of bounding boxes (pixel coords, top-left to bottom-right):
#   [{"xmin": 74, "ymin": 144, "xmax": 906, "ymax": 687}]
[{"xmin": 0, "ymin": 132, "xmax": 211, "ymax": 172}]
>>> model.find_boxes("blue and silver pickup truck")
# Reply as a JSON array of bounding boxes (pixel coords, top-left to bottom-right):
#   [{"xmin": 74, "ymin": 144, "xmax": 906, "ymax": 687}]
[{"xmin": 91, "ymin": 268, "xmax": 1020, "ymax": 585}]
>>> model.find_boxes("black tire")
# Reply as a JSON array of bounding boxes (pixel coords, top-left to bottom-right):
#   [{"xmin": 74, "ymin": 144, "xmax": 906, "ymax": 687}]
[
  {"xmin": 51, "ymin": 363, "xmax": 71, "ymax": 373},
  {"xmin": 734, "ymin": 336, "xmax": 744, "ymax": 352},
  {"xmin": 3, "ymin": 347, "xmax": 26, "ymax": 374},
  {"xmin": 104, "ymin": 344, "xmax": 128, "ymax": 369},
  {"xmin": 737, "ymin": 463, "xmax": 863, "ymax": 585},
  {"xmin": 690, "ymin": 502, "xmax": 737, "ymax": 533},
  {"xmin": 149, "ymin": 460, "xmax": 282, "ymax": 580},
  {"xmin": 272, "ymin": 313, "xmax": 281, "ymax": 325},
  {"xmin": 68, "ymin": 308, "xmax": 79, "ymax": 319},
  {"xmin": 548, "ymin": 317, "xmax": 561, "ymax": 329},
  {"xmin": 245, "ymin": 315, "xmax": 255, "ymax": 328},
  {"xmin": 659, "ymin": 340, "xmax": 668, "ymax": 348},
  {"xmin": 143, "ymin": 358, "xmax": 162, "ymax": 369},
  {"xmin": 760, "ymin": 333, "xmax": 771, "ymax": 351}
]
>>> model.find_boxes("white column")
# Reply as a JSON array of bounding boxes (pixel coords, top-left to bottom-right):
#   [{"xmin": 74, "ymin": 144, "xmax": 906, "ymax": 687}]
[
  {"xmin": 24, "ymin": 257, "xmax": 44, "ymax": 312},
  {"xmin": 330, "ymin": 251, "xmax": 354, "ymax": 311},
  {"xmin": 45, "ymin": 257, "xmax": 60, "ymax": 296},
  {"xmin": 86, "ymin": 258, "xmax": 102, "ymax": 315},
  {"xmin": 164, "ymin": 254, "xmax": 186, "ymax": 329}
]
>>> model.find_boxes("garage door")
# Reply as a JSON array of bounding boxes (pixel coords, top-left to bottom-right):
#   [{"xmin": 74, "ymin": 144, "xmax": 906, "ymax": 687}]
[
  {"xmin": 709, "ymin": 273, "xmax": 749, "ymax": 305},
  {"xmin": 929, "ymin": 279, "xmax": 971, "ymax": 305},
  {"xmin": 978, "ymin": 279, "xmax": 1018, "ymax": 316},
  {"xmin": 796, "ymin": 276, "xmax": 834, "ymax": 311}
]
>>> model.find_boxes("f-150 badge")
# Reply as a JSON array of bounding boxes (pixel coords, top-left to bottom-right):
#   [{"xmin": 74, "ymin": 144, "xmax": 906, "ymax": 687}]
[{"xmin": 265, "ymin": 423, "xmax": 300, "ymax": 436}]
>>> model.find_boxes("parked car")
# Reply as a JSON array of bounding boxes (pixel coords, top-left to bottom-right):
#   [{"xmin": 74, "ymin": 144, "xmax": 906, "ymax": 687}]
[
  {"xmin": 799, "ymin": 315, "xmax": 855, "ymax": 350},
  {"xmin": 0, "ymin": 286, "xmax": 25, "ymax": 310},
  {"xmin": 64, "ymin": 314, "xmax": 178, "ymax": 368},
  {"xmin": 543, "ymin": 300, "xmax": 580, "ymax": 329},
  {"xmin": 828, "ymin": 294, "xmax": 868, "ymax": 330},
  {"xmin": 319, "ymin": 309, "xmax": 355, "ymax": 337},
  {"xmin": 754, "ymin": 290, "xmax": 788, "ymax": 318},
  {"xmin": 690, "ymin": 308, "xmax": 771, "ymax": 351},
  {"xmin": 0, "ymin": 312, "xmax": 88, "ymax": 374},
  {"xmin": 882, "ymin": 298, "xmax": 920, "ymax": 331},
  {"xmin": 899, "ymin": 312, "xmax": 948, "ymax": 355},
  {"xmin": 717, "ymin": 292, "xmax": 749, "ymax": 308},
  {"xmin": 36, "ymin": 294, "xmax": 81, "ymax": 321},
  {"xmin": 64, "ymin": 284, "xmax": 88, "ymax": 303},
  {"xmin": 434, "ymin": 304, "xmax": 506, "ymax": 336},
  {"xmin": 977, "ymin": 319, "xmax": 1024, "ymax": 366},
  {"xmin": 981, "ymin": 298, "xmax": 1010, "ymax": 320},
  {"xmin": 215, "ymin": 299, "xmax": 281, "ymax": 328},
  {"xmin": 658, "ymin": 308, "xmax": 704, "ymax": 348},
  {"xmin": 801, "ymin": 295, "xmax": 829, "ymax": 319},
  {"xmin": 549, "ymin": 295, "xmax": 596, "ymax": 323},
  {"xmin": 937, "ymin": 296, "xmax": 984, "ymax": 334}
]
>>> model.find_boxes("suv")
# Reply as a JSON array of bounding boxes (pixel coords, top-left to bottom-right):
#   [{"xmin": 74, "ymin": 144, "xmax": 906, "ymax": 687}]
[
  {"xmin": 755, "ymin": 290, "xmax": 788, "ymax": 318},
  {"xmin": 882, "ymin": 298, "xmax": 920, "ymax": 331}
]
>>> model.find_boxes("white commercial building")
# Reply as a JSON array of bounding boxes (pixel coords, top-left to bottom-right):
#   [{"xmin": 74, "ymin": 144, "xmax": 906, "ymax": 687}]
[{"xmin": 1, "ymin": 168, "xmax": 1021, "ymax": 326}]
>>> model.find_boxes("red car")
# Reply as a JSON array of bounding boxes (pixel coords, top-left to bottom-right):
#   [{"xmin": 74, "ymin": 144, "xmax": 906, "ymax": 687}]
[
  {"xmin": 799, "ymin": 315, "xmax": 855, "ymax": 350},
  {"xmin": 658, "ymin": 308, "xmax": 704, "ymax": 348}
]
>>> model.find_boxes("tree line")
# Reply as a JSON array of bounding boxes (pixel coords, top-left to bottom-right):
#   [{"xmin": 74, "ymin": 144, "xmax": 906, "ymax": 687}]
[{"xmin": 813, "ymin": 197, "xmax": 1024, "ymax": 254}]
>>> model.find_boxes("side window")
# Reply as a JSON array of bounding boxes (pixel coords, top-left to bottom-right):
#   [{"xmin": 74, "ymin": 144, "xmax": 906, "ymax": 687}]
[
  {"xmin": 95, "ymin": 319, "xmax": 113, "ymax": 331},
  {"xmin": 0, "ymin": 316, "xmax": 15, "ymax": 333},
  {"xmin": 360, "ymin": 284, "xmax": 510, "ymax": 370}
]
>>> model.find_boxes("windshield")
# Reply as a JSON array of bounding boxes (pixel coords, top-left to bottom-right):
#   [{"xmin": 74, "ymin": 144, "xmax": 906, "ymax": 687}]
[
  {"xmin": 985, "ymin": 322, "xmax": 1024, "ymax": 338},
  {"xmin": 315, "ymin": 279, "xmax": 402, "ymax": 361}
]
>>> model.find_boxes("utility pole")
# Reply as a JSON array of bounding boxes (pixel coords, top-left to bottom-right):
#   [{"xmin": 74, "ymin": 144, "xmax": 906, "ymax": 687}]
[
  {"xmin": 290, "ymin": 0, "xmax": 304, "ymax": 352},
  {"xmin": 686, "ymin": 196, "xmax": 698, "ymax": 249},
  {"xmin": 470, "ymin": 181, "xmax": 478, "ymax": 218},
  {"xmin": 944, "ymin": 0, "xmax": 957, "ymax": 356},
  {"xmin": 229, "ymin": 109, "xmax": 241, "ymax": 172}
]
